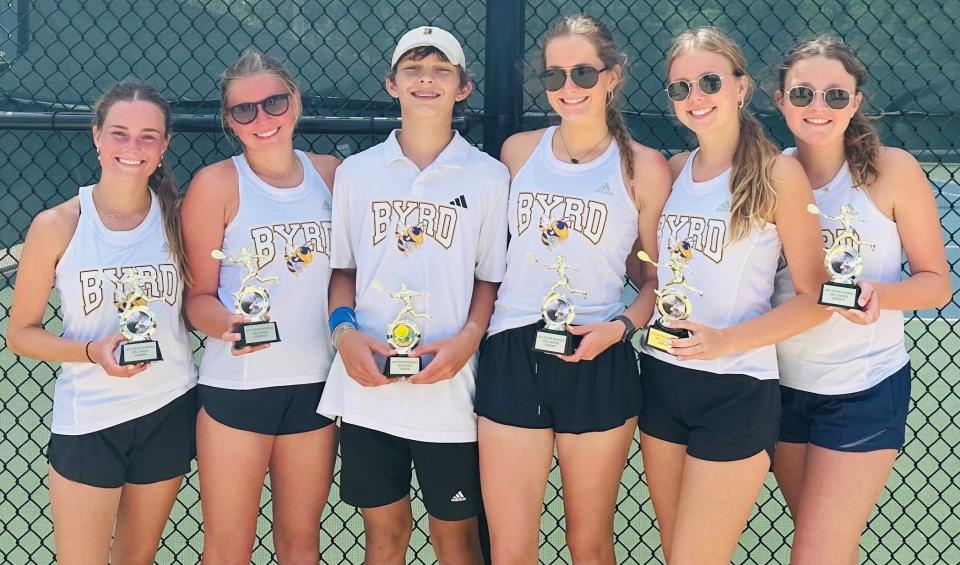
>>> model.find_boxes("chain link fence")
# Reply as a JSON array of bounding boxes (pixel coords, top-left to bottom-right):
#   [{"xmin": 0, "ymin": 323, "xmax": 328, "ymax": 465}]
[{"xmin": 0, "ymin": 1, "xmax": 957, "ymax": 563}]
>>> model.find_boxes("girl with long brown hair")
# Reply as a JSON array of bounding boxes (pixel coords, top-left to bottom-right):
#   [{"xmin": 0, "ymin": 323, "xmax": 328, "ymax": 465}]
[
  {"xmin": 8, "ymin": 78, "xmax": 197, "ymax": 564},
  {"xmin": 475, "ymin": 15, "xmax": 671, "ymax": 563},
  {"xmin": 772, "ymin": 35, "xmax": 950, "ymax": 565}
]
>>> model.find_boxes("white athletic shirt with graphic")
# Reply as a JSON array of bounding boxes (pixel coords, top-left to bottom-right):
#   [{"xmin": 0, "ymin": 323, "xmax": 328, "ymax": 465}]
[
  {"xmin": 318, "ymin": 131, "xmax": 510, "ymax": 443},
  {"xmin": 53, "ymin": 186, "xmax": 197, "ymax": 435},
  {"xmin": 772, "ymin": 148, "xmax": 908, "ymax": 394},
  {"xmin": 198, "ymin": 150, "xmax": 335, "ymax": 389},
  {"xmin": 641, "ymin": 148, "xmax": 782, "ymax": 381},
  {"xmin": 489, "ymin": 126, "xmax": 638, "ymax": 335}
]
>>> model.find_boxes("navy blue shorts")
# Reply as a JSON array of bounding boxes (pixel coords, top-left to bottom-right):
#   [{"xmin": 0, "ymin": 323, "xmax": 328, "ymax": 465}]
[
  {"xmin": 475, "ymin": 322, "xmax": 642, "ymax": 434},
  {"xmin": 48, "ymin": 388, "xmax": 197, "ymax": 488},
  {"xmin": 199, "ymin": 382, "xmax": 334, "ymax": 436},
  {"xmin": 779, "ymin": 362, "xmax": 911, "ymax": 452}
]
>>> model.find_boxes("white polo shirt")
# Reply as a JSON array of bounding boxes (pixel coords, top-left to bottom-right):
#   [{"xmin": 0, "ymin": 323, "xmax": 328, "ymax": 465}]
[{"xmin": 318, "ymin": 130, "xmax": 510, "ymax": 443}]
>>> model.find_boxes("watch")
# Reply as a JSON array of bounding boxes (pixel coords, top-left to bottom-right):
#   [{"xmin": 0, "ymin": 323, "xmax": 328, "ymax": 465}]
[{"xmin": 612, "ymin": 315, "xmax": 636, "ymax": 343}]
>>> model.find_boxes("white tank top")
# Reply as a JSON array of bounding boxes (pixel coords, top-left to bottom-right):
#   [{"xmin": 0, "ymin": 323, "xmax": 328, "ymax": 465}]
[
  {"xmin": 488, "ymin": 126, "xmax": 638, "ymax": 335},
  {"xmin": 52, "ymin": 186, "xmax": 197, "ymax": 435},
  {"xmin": 641, "ymin": 148, "xmax": 782, "ymax": 380},
  {"xmin": 198, "ymin": 150, "xmax": 334, "ymax": 389},
  {"xmin": 772, "ymin": 149, "xmax": 908, "ymax": 394}
]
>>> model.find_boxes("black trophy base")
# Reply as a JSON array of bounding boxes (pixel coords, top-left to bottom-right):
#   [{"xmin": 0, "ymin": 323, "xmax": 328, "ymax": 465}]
[
  {"xmin": 234, "ymin": 321, "xmax": 281, "ymax": 349},
  {"xmin": 384, "ymin": 355, "xmax": 422, "ymax": 378},
  {"xmin": 119, "ymin": 340, "xmax": 163, "ymax": 366},
  {"xmin": 818, "ymin": 281, "xmax": 862, "ymax": 310},
  {"xmin": 645, "ymin": 321, "xmax": 689, "ymax": 354},
  {"xmin": 532, "ymin": 327, "xmax": 575, "ymax": 355}
]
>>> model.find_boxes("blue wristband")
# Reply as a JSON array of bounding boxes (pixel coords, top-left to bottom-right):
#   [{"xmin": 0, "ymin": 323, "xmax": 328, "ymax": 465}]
[{"xmin": 329, "ymin": 306, "xmax": 358, "ymax": 333}]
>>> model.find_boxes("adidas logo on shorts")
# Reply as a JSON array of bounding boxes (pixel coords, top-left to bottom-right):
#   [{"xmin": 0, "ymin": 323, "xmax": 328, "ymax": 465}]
[{"xmin": 450, "ymin": 490, "xmax": 467, "ymax": 503}]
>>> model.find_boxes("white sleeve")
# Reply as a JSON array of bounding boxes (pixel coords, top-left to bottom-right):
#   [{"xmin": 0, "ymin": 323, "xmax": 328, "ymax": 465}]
[
  {"xmin": 330, "ymin": 164, "xmax": 356, "ymax": 269},
  {"xmin": 474, "ymin": 164, "xmax": 510, "ymax": 283}
]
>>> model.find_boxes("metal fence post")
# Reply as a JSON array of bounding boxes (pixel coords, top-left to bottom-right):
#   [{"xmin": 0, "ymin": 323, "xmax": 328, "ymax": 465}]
[{"xmin": 482, "ymin": 0, "xmax": 525, "ymax": 158}]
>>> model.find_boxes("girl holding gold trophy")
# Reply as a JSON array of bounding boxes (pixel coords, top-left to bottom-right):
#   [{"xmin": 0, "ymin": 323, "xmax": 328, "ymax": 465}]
[
  {"xmin": 771, "ymin": 36, "xmax": 951, "ymax": 565},
  {"xmin": 475, "ymin": 15, "xmax": 671, "ymax": 564},
  {"xmin": 181, "ymin": 50, "xmax": 339, "ymax": 564},
  {"xmin": 7, "ymin": 79, "xmax": 197, "ymax": 564},
  {"xmin": 636, "ymin": 28, "xmax": 830, "ymax": 564}
]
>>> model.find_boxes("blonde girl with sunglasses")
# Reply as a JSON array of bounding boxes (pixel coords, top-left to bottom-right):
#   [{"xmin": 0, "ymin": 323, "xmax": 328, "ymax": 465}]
[
  {"xmin": 636, "ymin": 27, "xmax": 830, "ymax": 564},
  {"xmin": 181, "ymin": 49, "xmax": 340, "ymax": 564}
]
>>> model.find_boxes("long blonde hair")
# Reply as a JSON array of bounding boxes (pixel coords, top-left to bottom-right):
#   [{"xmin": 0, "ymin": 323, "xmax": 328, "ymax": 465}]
[
  {"xmin": 778, "ymin": 35, "xmax": 880, "ymax": 188},
  {"xmin": 93, "ymin": 79, "xmax": 189, "ymax": 283},
  {"xmin": 543, "ymin": 15, "xmax": 635, "ymax": 181},
  {"xmin": 667, "ymin": 27, "xmax": 780, "ymax": 241}
]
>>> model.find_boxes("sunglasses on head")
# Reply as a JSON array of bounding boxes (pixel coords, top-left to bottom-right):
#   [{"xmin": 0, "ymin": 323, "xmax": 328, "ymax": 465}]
[
  {"xmin": 665, "ymin": 72, "xmax": 727, "ymax": 102},
  {"xmin": 542, "ymin": 65, "xmax": 609, "ymax": 92},
  {"xmin": 227, "ymin": 93, "xmax": 291, "ymax": 125},
  {"xmin": 786, "ymin": 86, "xmax": 852, "ymax": 110}
]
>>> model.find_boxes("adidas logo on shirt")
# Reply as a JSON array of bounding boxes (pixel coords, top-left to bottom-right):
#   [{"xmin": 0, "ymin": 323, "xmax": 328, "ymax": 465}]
[
  {"xmin": 716, "ymin": 200, "xmax": 731, "ymax": 212},
  {"xmin": 450, "ymin": 491, "xmax": 467, "ymax": 503},
  {"xmin": 595, "ymin": 183, "xmax": 613, "ymax": 195},
  {"xmin": 449, "ymin": 195, "xmax": 468, "ymax": 209}
]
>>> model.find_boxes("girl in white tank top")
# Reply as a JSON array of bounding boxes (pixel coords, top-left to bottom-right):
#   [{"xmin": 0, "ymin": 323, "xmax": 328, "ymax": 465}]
[
  {"xmin": 636, "ymin": 29, "xmax": 830, "ymax": 564},
  {"xmin": 180, "ymin": 51, "xmax": 339, "ymax": 564},
  {"xmin": 8, "ymin": 80, "xmax": 196, "ymax": 564},
  {"xmin": 477, "ymin": 16, "xmax": 673, "ymax": 564},
  {"xmin": 771, "ymin": 37, "xmax": 951, "ymax": 565}
]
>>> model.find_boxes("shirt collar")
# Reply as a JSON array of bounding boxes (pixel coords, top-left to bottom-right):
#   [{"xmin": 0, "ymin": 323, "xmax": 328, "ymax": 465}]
[{"xmin": 382, "ymin": 129, "xmax": 470, "ymax": 170}]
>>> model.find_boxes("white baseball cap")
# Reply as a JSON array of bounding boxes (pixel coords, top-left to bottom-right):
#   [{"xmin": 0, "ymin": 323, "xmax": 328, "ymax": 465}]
[{"xmin": 390, "ymin": 26, "xmax": 467, "ymax": 69}]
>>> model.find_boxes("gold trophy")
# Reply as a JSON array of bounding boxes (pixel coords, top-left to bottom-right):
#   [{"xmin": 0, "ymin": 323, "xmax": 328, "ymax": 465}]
[
  {"xmin": 100, "ymin": 270, "xmax": 164, "ymax": 365},
  {"xmin": 636, "ymin": 239, "xmax": 702, "ymax": 354},
  {"xmin": 371, "ymin": 281, "xmax": 431, "ymax": 377},
  {"xmin": 211, "ymin": 247, "xmax": 281, "ymax": 348},
  {"xmin": 528, "ymin": 253, "xmax": 587, "ymax": 355},
  {"xmin": 808, "ymin": 203, "xmax": 875, "ymax": 309}
]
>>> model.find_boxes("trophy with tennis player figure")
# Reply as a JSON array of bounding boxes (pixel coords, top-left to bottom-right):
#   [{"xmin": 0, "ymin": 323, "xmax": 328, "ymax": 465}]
[
  {"xmin": 101, "ymin": 270, "xmax": 164, "ymax": 365},
  {"xmin": 636, "ymin": 239, "xmax": 702, "ymax": 354},
  {"xmin": 808, "ymin": 203, "xmax": 875, "ymax": 310},
  {"xmin": 528, "ymin": 253, "xmax": 588, "ymax": 355},
  {"xmin": 372, "ymin": 281, "xmax": 432, "ymax": 377},
  {"xmin": 211, "ymin": 247, "xmax": 282, "ymax": 348}
]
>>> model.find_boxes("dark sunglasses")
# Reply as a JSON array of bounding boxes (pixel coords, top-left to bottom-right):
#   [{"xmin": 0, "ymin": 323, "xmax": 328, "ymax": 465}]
[
  {"xmin": 787, "ymin": 86, "xmax": 853, "ymax": 110},
  {"xmin": 665, "ymin": 72, "xmax": 725, "ymax": 102},
  {"xmin": 542, "ymin": 65, "xmax": 609, "ymax": 92},
  {"xmin": 227, "ymin": 93, "xmax": 291, "ymax": 125}
]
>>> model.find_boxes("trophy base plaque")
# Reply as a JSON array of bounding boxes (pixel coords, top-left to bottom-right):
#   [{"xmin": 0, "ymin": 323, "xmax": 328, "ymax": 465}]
[
  {"xmin": 235, "ymin": 321, "xmax": 281, "ymax": 349},
  {"xmin": 532, "ymin": 326, "xmax": 578, "ymax": 355},
  {"xmin": 644, "ymin": 321, "xmax": 689, "ymax": 354},
  {"xmin": 384, "ymin": 355, "xmax": 422, "ymax": 378},
  {"xmin": 119, "ymin": 341, "xmax": 163, "ymax": 366},
  {"xmin": 818, "ymin": 282, "xmax": 862, "ymax": 310}
]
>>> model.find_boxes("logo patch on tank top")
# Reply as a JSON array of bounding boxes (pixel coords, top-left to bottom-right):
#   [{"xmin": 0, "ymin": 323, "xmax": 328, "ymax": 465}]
[
  {"xmin": 79, "ymin": 264, "xmax": 179, "ymax": 315},
  {"xmin": 371, "ymin": 200, "xmax": 459, "ymax": 254},
  {"xmin": 249, "ymin": 221, "xmax": 332, "ymax": 273},
  {"xmin": 658, "ymin": 214, "xmax": 728, "ymax": 264},
  {"xmin": 517, "ymin": 192, "xmax": 609, "ymax": 246}
]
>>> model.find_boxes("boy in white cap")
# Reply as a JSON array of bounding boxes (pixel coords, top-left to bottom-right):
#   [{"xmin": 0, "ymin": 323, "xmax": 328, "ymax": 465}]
[{"xmin": 319, "ymin": 25, "xmax": 509, "ymax": 565}]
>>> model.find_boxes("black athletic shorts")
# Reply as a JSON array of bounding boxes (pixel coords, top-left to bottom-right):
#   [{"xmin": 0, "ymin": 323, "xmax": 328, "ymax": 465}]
[
  {"xmin": 475, "ymin": 322, "xmax": 642, "ymax": 434},
  {"xmin": 48, "ymin": 388, "xmax": 197, "ymax": 488},
  {"xmin": 638, "ymin": 354, "xmax": 780, "ymax": 462},
  {"xmin": 339, "ymin": 422, "xmax": 481, "ymax": 521},
  {"xmin": 198, "ymin": 382, "xmax": 334, "ymax": 436}
]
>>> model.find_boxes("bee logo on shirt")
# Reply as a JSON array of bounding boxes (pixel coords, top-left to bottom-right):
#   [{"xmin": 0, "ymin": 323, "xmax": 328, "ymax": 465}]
[
  {"xmin": 539, "ymin": 216, "xmax": 573, "ymax": 249},
  {"xmin": 396, "ymin": 220, "xmax": 428, "ymax": 256},
  {"xmin": 284, "ymin": 243, "xmax": 316, "ymax": 276}
]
